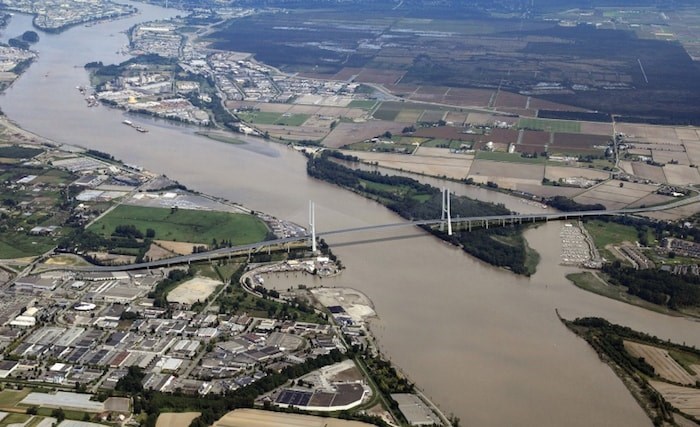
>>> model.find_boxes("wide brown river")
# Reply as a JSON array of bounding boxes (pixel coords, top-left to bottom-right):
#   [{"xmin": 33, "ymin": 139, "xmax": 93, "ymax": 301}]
[{"xmin": 2, "ymin": 6, "xmax": 699, "ymax": 425}]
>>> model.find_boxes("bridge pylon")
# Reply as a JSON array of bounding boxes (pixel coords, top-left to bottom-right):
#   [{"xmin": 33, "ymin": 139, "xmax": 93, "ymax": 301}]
[
  {"xmin": 309, "ymin": 200, "xmax": 317, "ymax": 254},
  {"xmin": 441, "ymin": 188, "xmax": 453, "ymax": 236}
]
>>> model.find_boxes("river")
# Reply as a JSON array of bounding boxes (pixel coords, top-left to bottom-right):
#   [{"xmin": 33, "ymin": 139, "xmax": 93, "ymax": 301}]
[{"xmin": 2, "ymin": 5, "xmax": 699, "ymax": 425}]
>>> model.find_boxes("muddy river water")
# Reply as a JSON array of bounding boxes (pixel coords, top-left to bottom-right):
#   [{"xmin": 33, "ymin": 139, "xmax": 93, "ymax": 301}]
[{"xmin": 2, "ymin": 6, "xmax": 698, "ymax": 425}]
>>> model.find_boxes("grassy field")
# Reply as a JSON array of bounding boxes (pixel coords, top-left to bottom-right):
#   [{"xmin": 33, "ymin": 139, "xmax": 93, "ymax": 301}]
[
  {"xmin": 0, "ymin": 235, "xmax": 56, "ymax": 259},
  {"xmin": 347, "ymin": 100, "xmax": 377, "ymax": 109},
  {"xmin": 275, "ymin": 114, "xmax": 309, "ymax": 126},
  {"xmin": 236, "ymin": 111, "xmax": 282, "ymax": 125},
  {"xmin": 89, "ymin": 205, "xmax": 269, "ymax": 245},
  {"xmin": 0, "ymin": 413, "xmax": 30, "ymax": 426},
  {"xmin": 475, "ymin": 151, "xmax": 546, "ymax": 164},
  {"xmin": 0, "ymin": 389, "xmax": 30, "ymax": 409},
  {"xmin": 518, "ymin": 118, "xmax": 581, "ymax": 133},
  {"xmin": 584, "ymin": 220, "xmax": 652, "ymax": 249}
]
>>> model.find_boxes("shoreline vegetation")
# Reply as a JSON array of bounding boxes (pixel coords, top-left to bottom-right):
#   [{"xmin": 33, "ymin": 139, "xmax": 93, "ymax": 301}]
[
  {"xmin": 562, "ymin": 316, "xmax": 700, "ymax": 426},
  {"xmin": 307, "ymin": 150, "xmax": 538, "ymax": 276}
]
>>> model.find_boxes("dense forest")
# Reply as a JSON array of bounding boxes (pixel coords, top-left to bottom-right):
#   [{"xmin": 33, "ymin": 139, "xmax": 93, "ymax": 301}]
[
  {"xmin": 307, "ymin": 152, "xmax": 536, "ymax": 275},
  {"xmin": 602, "ymin": 263, "xmax": 700, "ymax": 309}
]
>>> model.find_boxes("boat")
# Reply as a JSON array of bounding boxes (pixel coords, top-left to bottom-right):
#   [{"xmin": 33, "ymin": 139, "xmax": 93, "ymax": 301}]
[{"xmin": 122, "ymin": 119, "xmax": 133, "ymax": 126}]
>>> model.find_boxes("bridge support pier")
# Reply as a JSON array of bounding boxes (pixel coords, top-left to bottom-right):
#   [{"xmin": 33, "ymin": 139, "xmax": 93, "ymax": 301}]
[
  {"xmin": 309, "ymin": 201, "xmax": 318, "ymax": 254},
  {"xmin": 441, "ymin": 188, "xmax": 452, "ymax": 236},
  {"xmin": 468, "ymin": 221, "xmax": 471, "ymax": 232}
]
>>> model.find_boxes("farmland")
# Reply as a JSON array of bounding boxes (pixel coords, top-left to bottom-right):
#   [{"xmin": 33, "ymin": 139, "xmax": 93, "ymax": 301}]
[
  {"xmin": 624, "ymin": 341, "xmax": 696, "ymax": 385},
  {"xmin": 519, "ymin": 118, "xmax": 581, "ymax": 133},
  {"xmin": 89, "ymin": 205, "xmax": 269, "ymax": 245}
]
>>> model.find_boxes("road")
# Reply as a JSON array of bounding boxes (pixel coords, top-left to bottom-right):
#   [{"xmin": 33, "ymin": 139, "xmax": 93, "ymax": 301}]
[{"xmin": 35, "ymin": 194, "xmax": 700, "ymax": 273}]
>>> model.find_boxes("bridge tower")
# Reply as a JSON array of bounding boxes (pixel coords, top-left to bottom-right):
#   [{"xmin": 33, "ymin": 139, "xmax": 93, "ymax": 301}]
[
  {"xmin": 309, "ymin": 201, "xmax": 317, "ymax": 254},
  {"xmin": 441, "ymin": 188, "xmax": 453, "ymax": 236}
]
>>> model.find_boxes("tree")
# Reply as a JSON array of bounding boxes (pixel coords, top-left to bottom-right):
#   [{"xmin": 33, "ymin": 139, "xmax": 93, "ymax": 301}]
[
  {"xmin": 146, "ymin": 228, "xmax": 156, "ymax": 238},
  {"xmin": 51, "ymin": 408, "xmax": 65, "ymax": 423}
]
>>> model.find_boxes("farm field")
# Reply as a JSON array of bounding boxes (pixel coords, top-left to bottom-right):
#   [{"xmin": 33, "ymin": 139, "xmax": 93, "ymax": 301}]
[
  {"xmin": 663, "ymin": 164, "xmax": 700, "ymax": 186},
  {"xmin": 649, "ymin": 381, "xmax": 700, "ymax": 418},
  {"xmin": 519, "ymin": 118, "xmax": 581, "ymax": 133},
  {"xmin": 475, "ymin": 151, "xmax": 546, "ymax": 164},
  {"xmin": 469, "ymin": 159, "xmax": 545, "ymax": 180},
  {"xmin": 212, "ymin": 409, "xmax": 376, "ymax": 427},
  {"xmin": 624, "ymin": 341, "xmax": 696, "ymax": 385},
  {"xmin": 89, "ymin": 205, "xmax": 269, "ymax": 245},
  {"xmin": 323, "ymin": 121, "xmax": 406, "ymax": 148},
  {"xmin": 574, "ymin": 180, "xmax": 657, "ymax": 210},
  {"xmin": 156, "ymin": 413, "xmax": 201, "ymax": 427},
  {"xmin": 631, "ymin": 163, "xmax": 667, "ymax": 183},
  {"xmin": 343, "ymin": 150, "xmax": 472, "ymax": 180},
  {"xmin": 544, "ymin": 166, "xmax": 609, "ymax": 182}
]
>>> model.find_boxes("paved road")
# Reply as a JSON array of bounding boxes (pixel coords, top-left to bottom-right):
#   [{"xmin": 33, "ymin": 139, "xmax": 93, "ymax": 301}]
[{"xmin": 39, "ymin": 195, "xmax": 700, "ymax": 273}]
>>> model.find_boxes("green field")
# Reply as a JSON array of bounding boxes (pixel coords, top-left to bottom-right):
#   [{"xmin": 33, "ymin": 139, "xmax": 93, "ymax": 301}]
[
  {"xmin": 518, "ymin": 118, "xmax": 581, "ymax": 133},
  {"xmin": 476, "ymin": 151, "xmax": 546, "ymax": 164},
  {"xmin": 347, "ymin": 100, "xmax": 377, "ymax": 109},
  {"xmin": 0, "ymin": 389, "xmax": 30, "ymax": 408},
  {"xmin": 0, "ymin": 235, "xmax": 56, "ymax": 259},
  {"xmin": 275, "ymin": 114, "xmax": 309, "ymax": 126},
  {"xmin": 89, "ymin": 205, "xmax": 269, "ymax": 245},
  {"xmin": 0, "ymin": 146, "xmax": 43, "ymax": 159},
  {"xmin": 584, "ymin": 220, "xmax": 650, "ymax": 249}
]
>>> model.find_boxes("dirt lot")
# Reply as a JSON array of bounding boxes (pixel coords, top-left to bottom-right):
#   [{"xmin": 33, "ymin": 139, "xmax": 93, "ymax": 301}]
[
  {"xmin": 145, "ymin": 243, "xmax": 177, "ymax": 261},
  {"xmin": 213, "ymin": 409, "xmax": 376, "ymax": 427},
  {"xmin": 168, "ymin": 277, "xmax": 221, "ymax": 305},
  {"xmin": 624, "ymin": 341, "xmax": 696, "ymax": 385},
  {"xmin": 311, "ymin": 287, "xmax": 375, "ymax": 322},
  {"xmin": 649, "ymin": 381, "xmax": 700, "ymax": 418},
  {"xmin": 157, "ymin": 413, "xmax": 201, "ymax": 427},
  {"xmin": 324, "ymin": 121, "xmax": 407, "ymax": 148},
  {"xmin": 347, "ymin": 151, "xmax": 472, "ymax": 180},
  {"xmin": 631, "ymin": 162, "xmax": 667, "ymax": 183},
  {"xmin": 155, "ymin": 240, "xmax": 205, "ymax": 255}
]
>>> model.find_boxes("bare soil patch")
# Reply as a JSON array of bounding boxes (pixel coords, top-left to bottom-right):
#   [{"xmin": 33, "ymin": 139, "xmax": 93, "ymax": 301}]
[
  {"xmin": 580, "ymin": 122, "xmax": 613, "ymax": 136},
  {"xmin": 145, "ymin": 242, "xmax": 177, "ymax": 262},
  {"xmin": 168, "ymin": 277, "xmax": 222, "ymax": 305},
  {"xmin": 155, "ymin": 240, "xmax": 206, "ymax": 256}
]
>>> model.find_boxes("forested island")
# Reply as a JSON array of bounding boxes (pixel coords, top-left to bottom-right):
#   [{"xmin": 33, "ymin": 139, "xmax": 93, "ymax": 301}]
[{"xmin": 308, "ymin": 151, "xmax": 538, "ymax": 275}]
